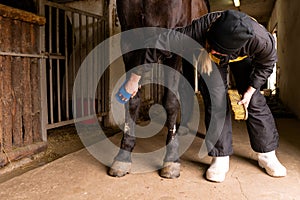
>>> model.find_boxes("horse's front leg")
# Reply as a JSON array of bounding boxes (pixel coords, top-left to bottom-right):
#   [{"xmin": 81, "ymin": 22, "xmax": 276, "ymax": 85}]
[
  {"xmin": 160, "ymin": 58, "xmax": 182, "ymax": 179},
  {"xmin": 108, "ymin": 92, "xmax": 141, "ymax": 177},
  {"xmin": 160, "ymin": 89, "xmax": 181, "ymax": 178}
]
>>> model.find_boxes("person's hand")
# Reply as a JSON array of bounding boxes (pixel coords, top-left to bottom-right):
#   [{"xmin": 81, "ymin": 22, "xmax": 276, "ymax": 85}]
[
  {"xmin": 116, "ymin": 73, "xmax": 141, "ymax": 104},
  {"xmin": 124, "ymin": 73, "xmax": 141, "ymax": 98},
  {"xmin": 238, "ymin": 86, "xmax": 256, "ymax": 109}
]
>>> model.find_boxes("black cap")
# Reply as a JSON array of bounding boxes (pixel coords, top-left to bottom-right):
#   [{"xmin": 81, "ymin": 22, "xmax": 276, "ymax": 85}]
[{"xmin": 207, "ymin": 10, "xmax": 254, "ymax": 54}]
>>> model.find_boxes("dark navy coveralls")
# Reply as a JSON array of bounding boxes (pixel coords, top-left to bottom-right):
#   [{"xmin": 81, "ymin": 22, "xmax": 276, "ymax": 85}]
[{"xmin": 136, "ymin": 11, "xmax": 279, "ymax": 156}]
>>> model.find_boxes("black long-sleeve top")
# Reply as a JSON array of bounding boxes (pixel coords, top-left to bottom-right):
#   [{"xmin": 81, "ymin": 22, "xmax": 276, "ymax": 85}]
[{"xmin": 136, "ymin": 11, "xmax": 277, "ymax": 89}]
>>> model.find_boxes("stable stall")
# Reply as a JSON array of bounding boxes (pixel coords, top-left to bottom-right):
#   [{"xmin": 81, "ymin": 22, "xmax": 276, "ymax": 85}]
[{"xmin": 0, "ymin": 5, "xmax": 47, "ymax": 166}]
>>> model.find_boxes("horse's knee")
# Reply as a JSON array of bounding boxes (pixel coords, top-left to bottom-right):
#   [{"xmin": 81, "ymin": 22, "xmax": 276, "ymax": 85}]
[
  {"xmin": 128, "ymin": 94, "xmax": 140, "ymax": 110},
  {"xmin": 164, "ymin": 97, "xmax": 179, "ymax": 114},
  {"xmin": 127, "ymin": 92, "xmax": 141, "ymax": 116}
]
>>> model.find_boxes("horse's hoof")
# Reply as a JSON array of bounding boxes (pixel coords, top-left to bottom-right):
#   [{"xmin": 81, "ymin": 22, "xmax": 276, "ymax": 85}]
[
  {"xmin": 108, "ymin": 160, "xmax": 131, "ymax": 177},
  {"xmin": 160, "ymin": 162, "xmax": 181, "ymax": 179},
  {"xmin": 177, "ymin": 126, "xmax": 189, "ymax": 136}
]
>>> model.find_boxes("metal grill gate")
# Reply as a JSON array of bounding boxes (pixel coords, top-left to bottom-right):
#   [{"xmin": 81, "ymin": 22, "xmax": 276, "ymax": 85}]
[{"xmin": 39, "ymin": 1, "xmax": 109, "ymax": 140}]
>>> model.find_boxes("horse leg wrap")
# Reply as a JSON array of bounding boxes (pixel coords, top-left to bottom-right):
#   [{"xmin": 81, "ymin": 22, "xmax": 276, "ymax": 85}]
[
  {"xmin": 160, "ymin": 126, "xmax": 180, "ymax": 178},
  {"xmin": 114, "ymin": 149, "xmax": 132, "ymax": 162},
  {"xmin": 164, "ymin": 125, "xmax": 179, "ymax": 162},
  {"xmin": 177, "ymin": 125, "xmax": 190, "ymax": 136}
]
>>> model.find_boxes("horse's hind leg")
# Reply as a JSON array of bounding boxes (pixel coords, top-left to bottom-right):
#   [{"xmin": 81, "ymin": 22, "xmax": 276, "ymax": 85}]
[
  {"xmin": 108, "ymin": 92, "xmax": 141, "ymax": 177},
  {"xmin": 160, "ymin": 58, "xmax": 181, "ymax": 179}
]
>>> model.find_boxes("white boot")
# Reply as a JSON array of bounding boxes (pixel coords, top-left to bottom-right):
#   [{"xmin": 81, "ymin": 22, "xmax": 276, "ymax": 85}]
[
  {"xmin": 206, "ymin": 156, "xmax": 229, "ymax": 182},
  {"xmin": 258, "ymin": 150, "xmax": 287, "ymax": 177}
]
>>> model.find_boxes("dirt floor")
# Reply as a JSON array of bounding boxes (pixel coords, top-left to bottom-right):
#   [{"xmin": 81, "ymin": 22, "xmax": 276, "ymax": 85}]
[
  {"xmin": 0, "ymin": 116, "xmax": 299, "ymax": 200},
  {"xmin": 0, "ymin": 125, "xmax": 83, "ymax": 183},
  {"xmin": 0, "ymin": 95, "xmax": 299, "ymax": 199},
  {"xmin": 0, "ymin": 123, "xmax": 122, "ymax": 184}
]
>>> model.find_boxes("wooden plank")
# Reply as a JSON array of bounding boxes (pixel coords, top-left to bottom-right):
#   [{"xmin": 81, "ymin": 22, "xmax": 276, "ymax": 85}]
[
  {"xmin": 30, "ymin": 24, "xmax": 41, "ymax": 142},
  {"xmin": 31, "ymin": 58, "xmax": 41, "ymax": 142},
  {"xmin": 0, "ymin": 17, "xmax": 12, "ymax": 52},
  {"xmin": 0, "ymin": 4, "xmax": 46, "ymax": 26},
  {"xmin": 11, "ymin": 19, "xmax": 23, "ymax": 147},
  {"xmin": 2, "ymin": 55, "xmax": 13, "ymax": 151},
  {"xmin": 0, "ymin": 16, "xmax": 3, "ymax": 153},
  {"xmin": 11, "ymin": 56, "xmax": 23, "ymax": 147},
  {"xmin": 21, "ymin": 22, "xmax": 33, "ymax": 145},
  {"xmin": 22, "ymin": 58, "xmax": 33, "ymax": 145},
  {"xmin": 30, "ymin": 24, "xmax": 42, "ymax": 142},
  {"xmin": 0, "ymin": 142, "xmax": 47, "ymax": 167},
  {"xmin": 2, "ymin": 16, "xmax": 13, "ymax": 151}
]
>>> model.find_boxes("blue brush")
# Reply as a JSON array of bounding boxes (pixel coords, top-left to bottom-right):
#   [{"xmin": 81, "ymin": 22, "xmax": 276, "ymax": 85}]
[{"xmin": 115, "ymin": 82, "xmax": 132, "ymax": 104}]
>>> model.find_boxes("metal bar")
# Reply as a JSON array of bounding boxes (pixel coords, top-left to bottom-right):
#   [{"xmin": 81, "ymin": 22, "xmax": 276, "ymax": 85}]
[
  {"xmin": 0, "ymin": 51, "xmax": 47, "ymax": 58},
  {"xmin": 72, "ymin": 12, "xmax": 77, "ymax": 119},
  {"xmin": 92, "ymin": 17, "xmax": 96, "ymax": 47},
  {"xmin": 0, "ymin": 51, "xmax": 65, "ymax": 59},
  {"xmin": 56, "ymin": 8, "xmax": 60, "ymax": 53},
  {"xmin": 99, "ymin": 20, "xmax": 103, "ymax": 113},
  {"xmin": 40, "ymin": 0, "xmax": 110, "ymax": 130},
  {"xmin": 101, "ymin": 20, "xmax": 104, "ymax": 113},
  {"xmin": 48, "ymin": 54, "xmax": 65, "ymax": 59},
  {"xmin": 86, "ymin": 15, "xmax": 91, "ymax": 116},
  {"xmin": 64, "ymin": 11, "xmax": 69, "ymax": 120},
  {"xmin": 104, "ymin": 19, "xmax": 108, "ymax": 114},
  {"xmin": 49, "ymin": 6, "xmax": 54, "ymax": 124},
  {"xmin": 49, "ymin": 62, "xmax": 54, "ymax": 124},
  {"xmin": 38, "ymin": 0, "xmax": 48, "ymax": 142},
  {"xmin": 95, "ymin": 18, "xmax": 100, "ymax": 114},
  {"xmin": 92, "ymin": 17, "xmax": 96, "ymax": 114},
  {"xmin": 44, "ymin": 1, "xmax": 103, "ymax": 19},
  {"xmin": 46, "ymin": 112, "xmax": 108, "ymax": 130},
  {"xmin": 56, "ymin": 8, "xmax": 62, "ymax": 122},
  {"xmin": 98, "ymin": 19, "xmax": 102, "ymax": 113},
  {"xmin": 79, "ymin": 13, "xmax": 84, "ymax": 118}
]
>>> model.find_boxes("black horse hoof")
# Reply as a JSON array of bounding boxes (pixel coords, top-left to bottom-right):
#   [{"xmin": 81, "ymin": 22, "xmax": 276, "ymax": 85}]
[
  {"xmin": 108, "ymin": 161, "xmax": 131, "ymax": 177},
  {"xmin": 160, "ymin": 162, "xmax": 181, "ymax": 178}
]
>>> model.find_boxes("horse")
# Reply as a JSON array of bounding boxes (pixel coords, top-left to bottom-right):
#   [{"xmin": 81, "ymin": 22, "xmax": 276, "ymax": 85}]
[{"xmin": 109, "ymin": 0, "xmax": 210, "ymax": 178}]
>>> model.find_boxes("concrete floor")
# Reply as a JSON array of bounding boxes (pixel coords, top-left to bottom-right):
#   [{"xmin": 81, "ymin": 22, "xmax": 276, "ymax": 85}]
[{"xmin": 0, "ymin": 117, "xmax": 299, "ymax": 200}]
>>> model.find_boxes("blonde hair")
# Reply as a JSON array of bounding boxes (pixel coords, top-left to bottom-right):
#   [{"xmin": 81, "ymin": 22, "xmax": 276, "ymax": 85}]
[{"xmin": 194, "ymin": 48, "xmax": 213, "ymax": 76}]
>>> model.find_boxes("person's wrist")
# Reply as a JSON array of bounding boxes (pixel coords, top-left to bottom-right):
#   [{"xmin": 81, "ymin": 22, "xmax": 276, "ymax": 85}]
[
  {"xmin": 129, "ymin": 73, "xmax": 141, "ymax": 82},
  {"xmin": 247, "ymin": 86, "xmax": 256, "ymax": 95}
]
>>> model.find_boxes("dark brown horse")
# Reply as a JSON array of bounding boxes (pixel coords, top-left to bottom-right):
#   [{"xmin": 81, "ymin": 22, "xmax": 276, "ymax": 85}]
[{"xmin": 109, "ymin": 0, "xmax": 210, "ymax": 178}]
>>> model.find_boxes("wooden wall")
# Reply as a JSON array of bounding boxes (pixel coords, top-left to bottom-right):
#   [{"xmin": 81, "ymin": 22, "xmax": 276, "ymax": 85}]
[{"xmin": 0, "ymin": 4, "xmax": 47, "ymax": 167}]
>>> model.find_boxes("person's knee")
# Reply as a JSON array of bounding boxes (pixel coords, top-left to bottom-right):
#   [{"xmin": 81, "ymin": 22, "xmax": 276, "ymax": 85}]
[{"xmin": 248, "ymin": 91, "xmax": 267, "ymax": 110}]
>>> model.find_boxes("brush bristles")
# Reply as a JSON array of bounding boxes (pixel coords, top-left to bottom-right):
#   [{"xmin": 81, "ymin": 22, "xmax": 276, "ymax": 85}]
[{"xmin": 228, "ymin": 89, "xmax": 248, "ymax": 120}]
